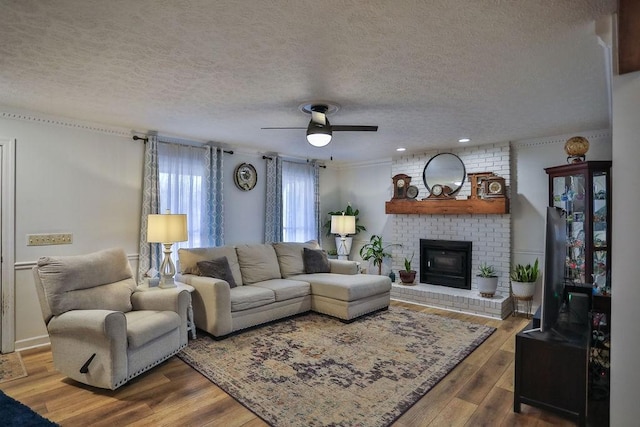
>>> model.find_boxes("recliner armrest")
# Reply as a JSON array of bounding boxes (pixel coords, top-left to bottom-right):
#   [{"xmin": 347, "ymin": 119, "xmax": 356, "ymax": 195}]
[
  {"xmin": 48, "ymin": 309, "xmax": 126, "ymax": 338},
  {"xmin": 131, "ymin": 288, "xmax": 190, "ymax": 314},
  {"xmin": 132, "ymin": 289, "xmax": 190, "ymax": 345}
]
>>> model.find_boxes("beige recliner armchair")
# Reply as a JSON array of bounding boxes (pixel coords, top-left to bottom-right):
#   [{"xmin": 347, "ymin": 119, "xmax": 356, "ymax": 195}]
[{"xmin": 32, "ymin": 247, "xmax": 190, "ymax": 390}]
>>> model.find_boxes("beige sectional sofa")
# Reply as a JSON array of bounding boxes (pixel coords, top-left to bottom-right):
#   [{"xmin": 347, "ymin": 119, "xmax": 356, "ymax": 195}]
[{"xmin": 176, "ymin": 241, "xmax": 391, "ymax": 338}]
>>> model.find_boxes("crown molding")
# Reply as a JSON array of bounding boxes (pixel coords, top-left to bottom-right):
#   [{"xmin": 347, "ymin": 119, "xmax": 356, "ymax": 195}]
[
  {"xmin": 510, "ymin": 128, "xmax": 611, "ymax": 148},
  {"xmin": 0, "ymin": 107, "xmax": 132, "ymax": 137}
]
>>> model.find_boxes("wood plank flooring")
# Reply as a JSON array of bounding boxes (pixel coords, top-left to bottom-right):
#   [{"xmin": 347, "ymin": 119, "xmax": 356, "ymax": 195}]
[{"xmin": 1, "ymin": 302, "xmax": 581, "ymax": 426}]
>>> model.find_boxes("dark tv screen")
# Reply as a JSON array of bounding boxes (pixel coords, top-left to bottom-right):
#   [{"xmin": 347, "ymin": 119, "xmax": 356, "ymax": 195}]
[{"xmin": 541, "ymin": 206, "xmax": 567, "ymax": 331}]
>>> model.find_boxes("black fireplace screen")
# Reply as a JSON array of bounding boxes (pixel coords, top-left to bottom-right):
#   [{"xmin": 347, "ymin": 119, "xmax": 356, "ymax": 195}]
[{"xmin": 420, "ymin": 239, "xmax": 472, "ymax": 289}]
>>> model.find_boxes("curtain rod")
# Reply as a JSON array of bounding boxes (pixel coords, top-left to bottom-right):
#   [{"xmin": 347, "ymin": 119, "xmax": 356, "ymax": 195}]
[
  {"xmin": 262, "ymin": 155, "xmax": 326, "ymax": 168},
  {"xmin": 132, "ymin": 135, "xmax": 233, "ymax": 154}
]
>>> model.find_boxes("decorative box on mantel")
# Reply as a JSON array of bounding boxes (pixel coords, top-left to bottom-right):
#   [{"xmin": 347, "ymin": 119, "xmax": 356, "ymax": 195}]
[{"xmin": 385, "ymin": 171, "xmax": 509, "ymax": 215}]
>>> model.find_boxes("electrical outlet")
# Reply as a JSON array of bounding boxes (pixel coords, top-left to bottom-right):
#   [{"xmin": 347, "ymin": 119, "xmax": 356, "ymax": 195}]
[{"xmin": 27, "ymin": 233, "xmax": 73, "ymax": 246}]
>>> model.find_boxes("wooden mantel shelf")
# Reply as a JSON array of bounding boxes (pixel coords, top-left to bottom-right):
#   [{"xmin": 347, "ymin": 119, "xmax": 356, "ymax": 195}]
[{"xmin": 385, "ymin": 198, "xmax": 509, "ymax": 215}]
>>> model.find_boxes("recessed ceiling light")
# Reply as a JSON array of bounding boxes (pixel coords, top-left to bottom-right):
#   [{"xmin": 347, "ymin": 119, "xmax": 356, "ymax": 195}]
[
  {"xmin": 458, "ymin": 138, "xmax": 471, "ymax": 143},
  {"xmin": 396, "ymin": 147, "xmax": 406, "ymax": 152}
]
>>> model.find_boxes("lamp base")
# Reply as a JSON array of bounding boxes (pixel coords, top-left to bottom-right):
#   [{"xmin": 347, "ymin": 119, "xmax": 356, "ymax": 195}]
[
  {"xmin": 159, "ymin": 275, "xmax": 176, "ymax": 288},
  {"xmin": 336, "ymin": 235, "xmax": 352, "ymax": 261},
  {"xmin": 159, "ymin": 243, "xmax": 177, "ymax": 289}
]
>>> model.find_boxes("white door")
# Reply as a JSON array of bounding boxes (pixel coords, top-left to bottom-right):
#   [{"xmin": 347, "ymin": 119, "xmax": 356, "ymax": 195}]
[{"xmin": 0, "ymin": 139, "xmax": 16, "ymax": 353}]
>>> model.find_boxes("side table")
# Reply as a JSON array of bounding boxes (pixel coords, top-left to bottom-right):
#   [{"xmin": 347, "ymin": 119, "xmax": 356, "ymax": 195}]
[{"xmin": 136, "ymin": 282, "xmax": 197, "ymax": 339}]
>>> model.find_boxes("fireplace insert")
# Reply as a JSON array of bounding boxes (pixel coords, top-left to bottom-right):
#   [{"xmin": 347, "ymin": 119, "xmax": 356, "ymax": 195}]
[{"xmin": 420, "ymin": 239, "xmax": 472, "ymax": 289}]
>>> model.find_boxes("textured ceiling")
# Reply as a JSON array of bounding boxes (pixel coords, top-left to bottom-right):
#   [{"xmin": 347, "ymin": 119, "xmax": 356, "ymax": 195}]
[{"xmin": 0, "ymin": 0, "xmax": 616, "ymax": 163}]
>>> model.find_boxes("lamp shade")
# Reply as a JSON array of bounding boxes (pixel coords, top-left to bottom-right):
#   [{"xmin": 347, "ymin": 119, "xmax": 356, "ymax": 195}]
[
  {"xmin": 147, "ymin": 214, "xmax": 188, "ymax": 243},
  {"xmin": 331, "ymin": 215, "xmax": 356, "ymax": 235}
]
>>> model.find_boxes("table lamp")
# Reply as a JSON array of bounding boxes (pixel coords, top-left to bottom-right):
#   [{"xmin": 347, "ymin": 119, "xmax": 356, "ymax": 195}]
[
  {"xmin": 147, "ymin": 211, "xmax": 188, "ymax": 288},
  {"xmin": 331, "ymin": 214, "xmax": 356, "ymax": 260}
]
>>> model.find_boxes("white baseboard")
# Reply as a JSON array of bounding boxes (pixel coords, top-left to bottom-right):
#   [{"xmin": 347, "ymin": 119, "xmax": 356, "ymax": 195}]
[{"xmin": 15, "ymin": 334, "xmax": 50, "ymax": 351}]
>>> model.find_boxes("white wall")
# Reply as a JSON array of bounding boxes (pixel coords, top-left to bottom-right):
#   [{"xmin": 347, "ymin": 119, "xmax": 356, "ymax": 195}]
[
  {"xmin": 0, "ymin": 115, "xmax": 144, "ymax": 349},
  {"xmin": 610, "ymin": 71, "xmax": 640, "ymax": 425},
  {"xmin": 0, "ymin": 114, "xmax": 273, "ymax": 350},
  {"xmin": 223, "ymin": 151, "xmax": 267, "ymax": 245},
  {"xmin": 511, "ymin": 131, "xmax": 612, "ymax": 303},
  {"xmin": 319, "ymin": 160, "xmax": 394, "ymax": 272}
]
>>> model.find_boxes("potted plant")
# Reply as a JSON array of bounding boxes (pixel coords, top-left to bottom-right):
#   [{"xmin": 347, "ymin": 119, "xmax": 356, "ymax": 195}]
[
  {"xmin": 399, "ymin": 252, "xmax": 416, "ymax": 284},
  {"xmin": 477, "ymin": 262, "xmax": 498, "ymax": 298},
  {"xmin": 323, "ymin": 204, "xmax": 366, "ymax": 258},
  {"xmin": 327, "ymin": 249, "xmax": 338, "ymax": 259},
  {"xmin": 359, "ymin": 235, "xmax": 397, "ymax": 275},
  {"xmin": 510, "ymin": 259, "xmax": 540, "ymax": 298}
]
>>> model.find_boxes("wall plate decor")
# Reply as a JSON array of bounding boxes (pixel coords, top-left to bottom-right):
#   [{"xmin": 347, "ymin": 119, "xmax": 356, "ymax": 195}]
[
  {"xmin": 482, "ymin": 176, "xmax": 506, "ymax": 198},
  {"xmin": 234, "ymin": 163, "xmax": 257, "ymax": 191},
  {"xmin": 406, "ymin": 185, "xmax": 419, "ymax": 199},
  {"xmin": 391, "ymin": 174, "xmax": 411, "ymax": 199}
]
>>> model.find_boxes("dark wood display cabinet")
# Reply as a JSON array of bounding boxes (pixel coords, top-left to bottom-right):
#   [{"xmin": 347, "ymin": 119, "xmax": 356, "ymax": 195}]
[
  {"xmin": 545, "ymin": 161, "xmax": 612, "ymax": 292},
  {"xmin": 514, "ymin": 324, "xmax": 590, "ymax": 426}
]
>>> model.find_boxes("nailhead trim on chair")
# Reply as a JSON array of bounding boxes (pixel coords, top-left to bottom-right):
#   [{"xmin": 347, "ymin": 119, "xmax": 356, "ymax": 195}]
[{"xmin": 113, "ymin": 342, "xmax": 187, "ymax": 389}]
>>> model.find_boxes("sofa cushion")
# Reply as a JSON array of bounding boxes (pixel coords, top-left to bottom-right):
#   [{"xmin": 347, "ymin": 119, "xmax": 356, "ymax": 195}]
[
  {"xmin": 292, "ymin": 273, "xmax": 392, "ymax": 302},
  {"xmin": 125, "ymin": 310, "xmax": 181, "ymax": 349},
  {"xmin": 303, "ymin": 248, "xmax": 331, "ymax": 273},
  {"xmin": 230, "ymin": 286, "xmax": 276, "ymax": 312},
  {"xmin": 178, "ymin": 246, "xmax": 243, "ymax": 286},
  {"xmin": 235, "ymin": 244, "xmax": 281, "ymax": 284},
  {"xmin": 273, "ymin": 241, "xmax": 321, "ymax": 278},
  {"xmin": 252, "ymin": 279, "xmax": 311, "ymax": 302},
  {"xmin": 197, "ymin": 257, "xmax": 237, "ymax": 288},
  {"xmin": 35, "ymin": 248, "xmax": 136, "ymax": 316}
]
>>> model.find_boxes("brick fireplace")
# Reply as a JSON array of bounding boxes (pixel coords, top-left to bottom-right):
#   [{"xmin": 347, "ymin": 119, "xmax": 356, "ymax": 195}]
[{"xmin": 389, "ymin": 142, "xmax": 512, "ymax": 319}]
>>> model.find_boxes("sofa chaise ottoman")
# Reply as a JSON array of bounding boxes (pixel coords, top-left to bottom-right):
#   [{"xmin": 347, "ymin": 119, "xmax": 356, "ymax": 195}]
[{"xmin": 176, "ymin": 241, "xmax": 391, "ymax": 338}]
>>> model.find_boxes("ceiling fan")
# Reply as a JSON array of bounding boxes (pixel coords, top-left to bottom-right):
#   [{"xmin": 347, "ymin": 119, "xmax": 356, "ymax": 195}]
[{"xmin": 261, "ymin": 102, "xmax": 378, "ymax": 147}]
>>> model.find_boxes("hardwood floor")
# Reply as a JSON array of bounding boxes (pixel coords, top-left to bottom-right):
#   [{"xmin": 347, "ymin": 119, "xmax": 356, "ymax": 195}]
[{"xmin": 1, "ymin": 301, "xmax": 580, "ymax": 426}]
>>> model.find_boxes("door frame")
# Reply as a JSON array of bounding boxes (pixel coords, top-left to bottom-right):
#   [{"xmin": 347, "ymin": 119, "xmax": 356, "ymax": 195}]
[{"xmin": 1, "ymin": 138, "xmax": 16, "ymax": 353}]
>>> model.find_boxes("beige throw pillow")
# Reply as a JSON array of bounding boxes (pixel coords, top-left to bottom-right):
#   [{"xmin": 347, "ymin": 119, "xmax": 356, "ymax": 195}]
[
  {"xmin": 235, "ymin": 244, "xmax": 282, "ymax": 284},
  {"xmin": 273, "ymin": 240, "xmax": 321, "ymax": 278}
]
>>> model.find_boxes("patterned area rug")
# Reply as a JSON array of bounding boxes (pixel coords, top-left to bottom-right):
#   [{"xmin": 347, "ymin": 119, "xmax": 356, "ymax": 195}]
[
  {"xmin": 0, "ymin": 352, "xmax": 27, "ymax": 384},
  {"xmin": 178, "ymin": 307, "xmax": 495, "ymax": 427}
]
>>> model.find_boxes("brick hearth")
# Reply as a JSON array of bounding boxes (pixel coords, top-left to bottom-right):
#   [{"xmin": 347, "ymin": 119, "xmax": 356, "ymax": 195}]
[{"xmin": 391, "ymin": 282, "xmax": 513, "ymax": 319}]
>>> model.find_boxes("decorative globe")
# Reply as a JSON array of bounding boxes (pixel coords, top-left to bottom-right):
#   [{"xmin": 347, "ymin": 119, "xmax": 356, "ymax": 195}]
[{"xmin": 564, "ymin": 136, "xmax": 589, "ymax": 157}]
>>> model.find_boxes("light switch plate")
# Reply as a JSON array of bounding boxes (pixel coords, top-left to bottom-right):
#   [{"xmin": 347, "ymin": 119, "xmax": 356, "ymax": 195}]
[{"xmin": 27, "ymin": 233, "xmax": 73, "ymax": 246}]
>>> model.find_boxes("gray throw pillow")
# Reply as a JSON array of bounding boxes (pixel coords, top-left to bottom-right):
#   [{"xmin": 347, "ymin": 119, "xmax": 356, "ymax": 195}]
[
  {"xmin": 303, "ymin": 248, "xmax": 330, "ymax": 274},
  {"xmin": 197, "ymin": 257, "xmax": 238, "ymax": 288}
]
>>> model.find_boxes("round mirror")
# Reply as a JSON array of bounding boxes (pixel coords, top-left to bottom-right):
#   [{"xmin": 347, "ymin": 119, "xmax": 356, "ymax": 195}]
[{"xmin": 422, "ymin": 153, "xmax": 466, "ymax": 196}]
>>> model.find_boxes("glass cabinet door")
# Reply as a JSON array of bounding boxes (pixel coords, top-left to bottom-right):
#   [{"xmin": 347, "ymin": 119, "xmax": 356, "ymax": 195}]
[
  {"xmin": 546, "ymin": 161, "xmax": 612, "ymax": 293},
  {"xmin": 551, "ymin": 173, "xmax": 587, "ymax": 283},
  {"xmin": 592, "ymin": 171, "xmax": 608, "ymax": 292}
]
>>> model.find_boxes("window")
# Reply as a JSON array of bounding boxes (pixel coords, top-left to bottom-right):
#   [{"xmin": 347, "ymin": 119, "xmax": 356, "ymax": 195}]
[
  {"xmin": 281, "ymin": 161, "xmax": 318, "ymax": 242},
  {"xmin": 158, "ymin": 141, "xmax": 223, "ymax": 257}
]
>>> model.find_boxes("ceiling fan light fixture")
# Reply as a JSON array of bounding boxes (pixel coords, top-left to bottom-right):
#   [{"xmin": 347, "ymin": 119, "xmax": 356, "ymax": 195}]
[
  {"xmin": 306, "ymin": 118, "xmax": 332, "ymax": 147},
  {"xmin": 306, "ymin": 132, "xmax": 332, "ymax": 147}
]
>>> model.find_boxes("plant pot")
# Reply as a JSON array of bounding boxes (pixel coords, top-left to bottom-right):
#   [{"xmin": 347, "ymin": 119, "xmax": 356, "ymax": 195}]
[
  {"xmin": 477, "ymin": 276, "xmax": 498, "ymax": 298},
  {"xmin": 511, "ymin": 280, "xmax": 536, "ymax": 298},
  {"xmin": 399, "ymin": 270, "xmax": 416, "ymax": 285}
]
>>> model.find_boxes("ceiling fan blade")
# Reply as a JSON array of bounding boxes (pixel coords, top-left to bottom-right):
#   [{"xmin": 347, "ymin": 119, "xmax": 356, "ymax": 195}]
[
  {"xmin": 261, "ymin": 127, "xmax": 306, "ymax": 130},
  {"xmin": 331, "ymin": 125, "xmax": 378, "ymax": 132}
]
